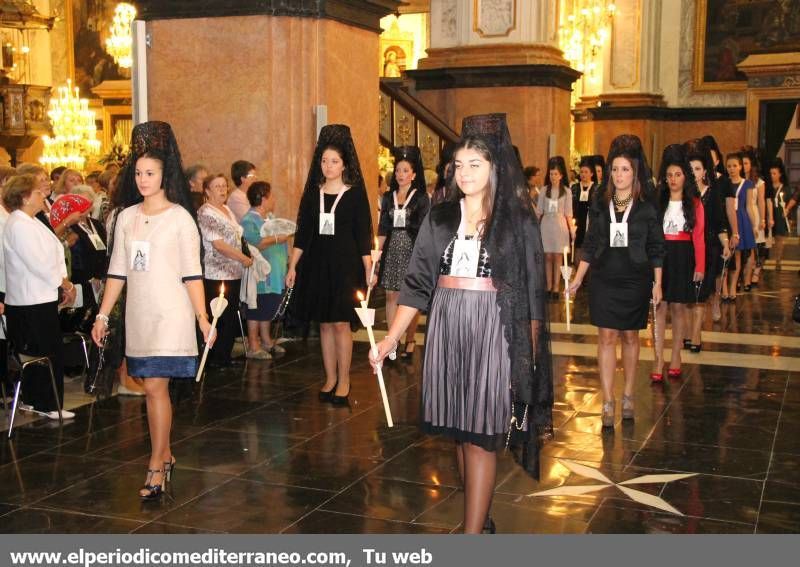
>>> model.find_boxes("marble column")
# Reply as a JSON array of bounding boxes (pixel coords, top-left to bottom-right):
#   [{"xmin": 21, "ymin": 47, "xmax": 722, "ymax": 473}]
[
  {"xmin": 407, "ymin": 0, "xmax": 579, "ymax": 170},
  {"xmin": 136, "ymin": 1, "xmax": 397, "ymax": 221},
  {"xmin": 574, "ymin": 0, "xmax": 666, "ymax": 163}
]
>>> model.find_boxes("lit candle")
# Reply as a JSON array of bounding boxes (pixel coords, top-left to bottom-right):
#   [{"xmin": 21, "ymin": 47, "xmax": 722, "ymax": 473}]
[
  {"xmin": 365, "ymin": 236, "xmax": 382, "ymax": 304},
  {"xmin": 196, "ymin": 282, "xmax": 228, "ymax": 382},
  {"xmin": 560, "ymin": 248, "xmax": 572, "ymax": 331},
  {"xmin": 355, "ymin": 291, "xmax": 394, "ymax": 427}
]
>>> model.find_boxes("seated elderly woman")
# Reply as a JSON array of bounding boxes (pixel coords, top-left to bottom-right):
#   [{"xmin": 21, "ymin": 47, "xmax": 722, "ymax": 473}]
[
  {"xmin": 2, "ymin": 174, "xmax": 78, "ymax": 420},
  {"xmin": 51, "ymin": 192, "xmax": 108, "ymax": 312}
]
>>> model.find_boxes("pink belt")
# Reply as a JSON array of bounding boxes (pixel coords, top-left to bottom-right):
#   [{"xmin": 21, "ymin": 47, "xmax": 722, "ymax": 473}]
[{"xmin": 437, "ymin": 275, "xmax": 497, "ymax": 291}]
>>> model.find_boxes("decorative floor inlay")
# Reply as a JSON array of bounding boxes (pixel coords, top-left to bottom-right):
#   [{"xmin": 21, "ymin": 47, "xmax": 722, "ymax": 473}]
[{"xmin": 527, "ymin": 460, "xmax": 698, "ymax": 516}]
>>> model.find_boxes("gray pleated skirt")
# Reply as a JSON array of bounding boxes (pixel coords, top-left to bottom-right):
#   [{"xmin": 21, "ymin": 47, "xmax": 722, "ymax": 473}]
[{"xmin": 422, "ymin": 286, "xmax": 515, "ymax": 451}]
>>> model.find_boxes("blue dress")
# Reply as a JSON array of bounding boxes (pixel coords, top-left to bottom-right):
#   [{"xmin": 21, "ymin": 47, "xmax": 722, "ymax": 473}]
[{"xmin": 735, "ymin": 179, "xmax": 756, "ymax": 251}]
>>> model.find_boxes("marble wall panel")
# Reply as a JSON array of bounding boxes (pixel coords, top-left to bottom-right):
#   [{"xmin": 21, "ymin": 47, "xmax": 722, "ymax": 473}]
[
  {"xmin": 415, "ymin": 85, "xmax": 572, "ymax": 170},
  {"xmin": 146, "ymin": 16, "xmax": 379, "ymax": 223}
]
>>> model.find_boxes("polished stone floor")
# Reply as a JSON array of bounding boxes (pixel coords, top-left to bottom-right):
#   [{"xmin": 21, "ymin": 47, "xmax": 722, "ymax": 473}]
[{"xmin": 0, "ymin": 248, "xmax": 798, "ymax": 534}]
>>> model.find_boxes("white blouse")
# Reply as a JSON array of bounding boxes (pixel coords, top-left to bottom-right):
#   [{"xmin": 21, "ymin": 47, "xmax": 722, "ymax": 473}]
[
  {"xmin": 198, "ymin": 203, "xmax": 245, "ymax": 281},
  {"xmin": 3, "ymin": 210, "xmax": 67, "ymax": 306}
]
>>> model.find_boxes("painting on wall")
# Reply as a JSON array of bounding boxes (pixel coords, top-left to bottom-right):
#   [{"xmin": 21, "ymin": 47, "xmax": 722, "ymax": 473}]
[
  {"xmin": 694, "ymin": 0, "xmax": 800, "ymax": 91},
  {"xmin": 379, "ymin": 19, "xmax": 415, "ymax": 78},
  {"xmin": 67, "ymin": 0, "xmax": 126, "ymax": 97}
]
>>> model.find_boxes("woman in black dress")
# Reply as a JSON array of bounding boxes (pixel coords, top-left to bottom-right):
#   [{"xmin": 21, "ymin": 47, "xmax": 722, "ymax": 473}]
[
  {"xmin": 570, "ymin": 155, "xmax": 598, "ymax": 265},
  {"xmin": 653, "ymin": 145, "xmax": 705, "ymax": 380},
  {"xmin": 377, "ymin": 146, "xmax": 430, "ymax": 359},
  {"xmin": 568, "ymin": 135, "xmax": 664, "ymax": 428},
  {"xmin": 684, "ymin": 139, "xmax": 730, "ymax": 335},
  {"xmin": 287, "ymin": 125, "xmax": 372, "ymax": 404},
  {"xmin": 767, "ymin": 158, "xmax": 791, "ymax": 270},
  {"xmin": 369, "ymin": 113, "xmax": 552, "ymax": 533}
]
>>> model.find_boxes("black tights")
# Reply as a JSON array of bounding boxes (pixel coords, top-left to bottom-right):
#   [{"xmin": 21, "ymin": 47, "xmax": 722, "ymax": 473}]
[{"xmin": 455, "ymin": 441, "xmax": 497, "ymax": 533}]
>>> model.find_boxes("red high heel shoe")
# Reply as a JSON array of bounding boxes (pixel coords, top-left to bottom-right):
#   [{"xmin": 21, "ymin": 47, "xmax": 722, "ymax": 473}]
[{"xmin": 667, "ymin": 368, "xmax": 682, "ymax": 379}]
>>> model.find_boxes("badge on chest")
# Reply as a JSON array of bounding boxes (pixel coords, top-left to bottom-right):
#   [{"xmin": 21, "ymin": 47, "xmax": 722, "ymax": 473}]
[
  {"xmin": 609, "ymin": 199, "xmax": 633, "ymax": 248},
  {"xmin": 393, "ymin": 208, "xmax": 407, "ymax": 228},
  {"xmin": 450, "ymin": 238, "xmax": 480, "ymax": 277},
  {"xmin": 130, "ymin": 240, "xmax": 151, "ymax": 272},
  {"xmin": 88, "ymin": 233, "xmax": 106, "ymax": 251},
  {"xmin": 319, "ymin": 213, "xmax": 335, "ymax": 235}
]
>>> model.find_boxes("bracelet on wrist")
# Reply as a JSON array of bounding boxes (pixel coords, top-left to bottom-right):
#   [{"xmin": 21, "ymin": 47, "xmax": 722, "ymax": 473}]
[
  {"xmin": 196, "ymin": 312, "xmax": 209, "ymax": 321},
  {"xmin": 64, "ymin": 282, "xmax": 74, "ymax": 292},
  {"xmin": 95, "ymin": 313, "xmax": 109, "ymax": 325}
]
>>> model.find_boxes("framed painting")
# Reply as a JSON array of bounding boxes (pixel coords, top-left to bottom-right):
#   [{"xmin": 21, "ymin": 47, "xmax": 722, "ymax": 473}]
[
  {"xmin": 66, "ymin": 0, "xmax": 127, "ymax": 98},
  {"xmin": 693, "ymin": 0, "xmax": 800, "ymax": 92}
]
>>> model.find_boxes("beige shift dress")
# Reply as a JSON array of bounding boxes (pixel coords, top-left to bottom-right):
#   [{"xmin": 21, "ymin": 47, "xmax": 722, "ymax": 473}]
[{"xmin": 107, "ymin": 204, "xmax": 203, "ymax": 378}]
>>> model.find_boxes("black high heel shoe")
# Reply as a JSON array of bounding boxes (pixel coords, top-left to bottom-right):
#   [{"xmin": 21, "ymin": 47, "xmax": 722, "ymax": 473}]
[
  {"xmin": 318, "ymin": 382, "xmax": 337, "ymax": 402},
  {"xmin": 682, "ymin": 339, "xmax": 692, "ymax": 350},
  {"xmin": 331, "ymin": 386, "xmax": 350, "ymax": 406},
  {"xmin": 482, "ymin": 516, "xmax": 496, "ymax": 534},
  {"xmin": 689, "ymin": 343, "xmax": 703, "ymax": 353},
  {"xmin": 139, "ymin": 468, "xmax": 165, "ymax": 500},
  {"xmin": 400, "ymin": 341, "xmax": 416, "ymax": 360},
  {"xmin": 164, "ymin": 456, "xmax": 176, "ymax": 483}
]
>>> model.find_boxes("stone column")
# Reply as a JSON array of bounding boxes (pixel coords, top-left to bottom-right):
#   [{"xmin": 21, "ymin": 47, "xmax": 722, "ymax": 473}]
[
  {"xmin": 407, "ymin": 0, "xmax": 579, "ymax": 170},
  {"xmin": 135, "ymin": 0, "xmax": 397, "ymax": 220},
  {"xmin": 573, "ymin": 0, "xmax": 666, "ymax": 164}
]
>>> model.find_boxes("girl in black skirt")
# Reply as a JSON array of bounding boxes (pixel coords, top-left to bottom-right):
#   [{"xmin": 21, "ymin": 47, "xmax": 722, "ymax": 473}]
[
  {"xmin": 570, "ymin": 156, "xmax": 598, "ymax": 266},
  {"xmin": 568, "ymin": 135, "xmax": 664, "ymax": 428},
  {"xmin": 370, "ymin": 114, "xmax": 552, "ymax": 534},
  {"xmin": 654, "ymin": 145, "xmax": 705, "ymax": 380},
  {"xmin": 767, "ymin": 159, "xmax": 790, "ymax": 271}
]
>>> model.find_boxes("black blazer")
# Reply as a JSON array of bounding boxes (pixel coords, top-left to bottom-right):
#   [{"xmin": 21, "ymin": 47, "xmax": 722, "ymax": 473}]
[
  {"xmin": 377, "ymin": 188, "xmax": 430, "ymax": 240},
  {"xmin": 398, "ymin": 200, "xmax": 546, "ymax": 320},
  {"xmin": 581, "ymin": 195, "xmax": 664, "ymax": 268}
]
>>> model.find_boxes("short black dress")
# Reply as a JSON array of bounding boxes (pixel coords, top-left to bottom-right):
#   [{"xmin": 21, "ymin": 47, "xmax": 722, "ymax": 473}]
[
  {"xmin": 292, "ymin": 188, "xmax": 372, "ymax": 325},
  {"xmin": 571, "ymin": 182, "xmax": 596, "ymax": 248},
  {"xmin": 589, "ymin": 217, "xmax": 653, "ymax": 330},
  {"xmin": 584, "ymin": 200, "xmax": 664, "ymax": 331}
]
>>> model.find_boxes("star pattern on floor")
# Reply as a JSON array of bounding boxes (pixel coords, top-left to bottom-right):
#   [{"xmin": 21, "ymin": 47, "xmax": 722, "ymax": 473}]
[{"xmin": 527, "ymin": 460, "xmax": 698, "ymax": 515}]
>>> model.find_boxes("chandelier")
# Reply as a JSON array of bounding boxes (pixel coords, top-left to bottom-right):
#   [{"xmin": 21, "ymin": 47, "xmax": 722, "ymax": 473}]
[
  {"xmin": 558, "ymin": 1, "xmax": 617, "ymax": 82},
  {"xmin": 39, "ymin": 80, "xmax": 101, "ymax": 170},
  {"xmin": 105, "ymin": 2, "xmax": 136, "ymax": 68}
]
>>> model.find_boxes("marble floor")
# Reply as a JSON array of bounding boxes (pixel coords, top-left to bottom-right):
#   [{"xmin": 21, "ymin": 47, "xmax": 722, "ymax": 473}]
[{"xmin": 0, "ymin": 249, "xmax": 798, "ymax": 534}]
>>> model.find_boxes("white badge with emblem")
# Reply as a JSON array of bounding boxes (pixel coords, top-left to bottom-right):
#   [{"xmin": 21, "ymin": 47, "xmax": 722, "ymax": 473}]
[
  {"xmin": 450, "ymin": 199, "xmax": 481, "ymax": 278},
  {"xmin": 319, "ymin": 188, "xmax": 349, "ymax": 236},
  {"xmin": 609, "ymin": 198, "xmax": 633, "ymax": 248}
]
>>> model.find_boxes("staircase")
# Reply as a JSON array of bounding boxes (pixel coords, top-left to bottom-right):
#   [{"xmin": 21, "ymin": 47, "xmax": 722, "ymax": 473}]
[{"xmin": 379, "ymin": 78, "xmax": 459, "ymax": 170}]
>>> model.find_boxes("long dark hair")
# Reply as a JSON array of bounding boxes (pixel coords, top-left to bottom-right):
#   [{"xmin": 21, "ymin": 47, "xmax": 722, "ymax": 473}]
[
  {"xmin": 446, "ymin": 136, "xmax": 497, "ymax": 234},
  {"xmin": 657, "ymin": 144, "xmax": 698, "ymax": 231},
  {"xmin": 765, "ymin": 158, "xmax": 788, "ymax": 194},
  {"xmin": 545, "ymin": 156, "xmax": 569, "ymax": 198},
  {"xmin": 601, "ymin": 134, "xmax": 652, "ymax": 206},
  {"xmin": 700, "ymin": 135, "xmax": 725, "ymax": 178},
  {"xmin": 113, "ymin": 149, "xmax": 195, "ymax": 219},
  {"xmin": 740, "ymin": 145, "xmax": 761, "ymax": 183}
]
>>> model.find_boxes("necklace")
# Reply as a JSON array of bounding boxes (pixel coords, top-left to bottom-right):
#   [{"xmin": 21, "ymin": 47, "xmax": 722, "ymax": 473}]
[{"xmin": 612, "ymin": 191, "xmax": 633, "ymax": 209}]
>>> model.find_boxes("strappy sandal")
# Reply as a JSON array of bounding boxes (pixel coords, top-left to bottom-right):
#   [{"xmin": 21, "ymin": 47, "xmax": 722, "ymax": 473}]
[{"xmin": 139, "ymin": 468, "xmax": 165, "ymax": 500}]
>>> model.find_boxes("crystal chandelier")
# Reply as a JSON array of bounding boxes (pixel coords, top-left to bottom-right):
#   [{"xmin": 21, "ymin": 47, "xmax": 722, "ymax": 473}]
[
  {"xmin": 39, "ymin": 80, "xmax": 101, "ymax": 170},
  {"xmin": 558, "ymin": 1, "xmax": 617, "ymax": 81},
  {"xmin": 105, "ymin": 2, "xmax": 136, "ymax": 68}
]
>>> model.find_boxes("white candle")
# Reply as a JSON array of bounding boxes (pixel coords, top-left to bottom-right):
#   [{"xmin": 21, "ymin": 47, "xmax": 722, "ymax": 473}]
[
  {"xmin": 196, "ymin": 283, "xmax": 227, "ymax": 382},
  {"xmin": 356, "ymin": 291, "xmax": 394, "ymax": 427},
  {"xmin": 365, "ymin": 236, "xmax": 382, "ymax": 304}
]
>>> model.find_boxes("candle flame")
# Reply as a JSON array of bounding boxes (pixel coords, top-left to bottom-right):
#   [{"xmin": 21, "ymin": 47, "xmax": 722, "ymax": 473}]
[
  {"xmin": 220, "ymin": 282, "xmax": 225, "ymax": 295},
  {"xmin": 356, "ymin": 290, "xmax": 365, "ymax": 301},
  {"xmin": 374, "ymin": 236, "xmax": 379, "ymax": 250}
]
